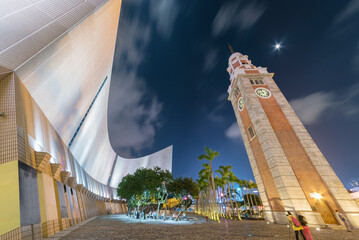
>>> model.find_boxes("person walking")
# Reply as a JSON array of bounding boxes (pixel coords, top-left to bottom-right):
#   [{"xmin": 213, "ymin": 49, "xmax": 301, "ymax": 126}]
[
  {"xmin": 335, "ymin": 210, "xmax": 351, "ymax": 232},
  {"xmin": 287, "ymin": 211, "xmax": 306, "ymax": 240},
  {"xmin": 298, "ymin": 214, "xmax": 312, "ymax": 240}
]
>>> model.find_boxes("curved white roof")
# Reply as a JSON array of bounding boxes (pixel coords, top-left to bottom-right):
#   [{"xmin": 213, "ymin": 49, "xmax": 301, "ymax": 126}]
[{"xmin": 0, "ymin": 0, "xmax": 172, "ymax": 194}]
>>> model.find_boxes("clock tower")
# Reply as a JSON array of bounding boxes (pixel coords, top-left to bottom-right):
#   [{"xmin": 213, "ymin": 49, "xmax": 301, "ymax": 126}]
[{"xmin": 227, "ymin": 51, "xmax": 359, "ymax": 227}]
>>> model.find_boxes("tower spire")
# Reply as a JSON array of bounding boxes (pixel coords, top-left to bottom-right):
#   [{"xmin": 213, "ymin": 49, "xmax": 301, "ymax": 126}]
[{"xmin": 228, "ymin": 43, "xmax": 234, "ymax": 54}]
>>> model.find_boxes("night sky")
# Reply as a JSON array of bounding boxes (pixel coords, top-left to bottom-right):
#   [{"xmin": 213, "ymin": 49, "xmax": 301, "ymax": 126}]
[{"xmin": 108, "ymin": 0, "xmax": 359, "ymax": 188}]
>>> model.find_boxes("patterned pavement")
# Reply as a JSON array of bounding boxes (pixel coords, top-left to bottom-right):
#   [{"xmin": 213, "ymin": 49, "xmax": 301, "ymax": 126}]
[{"xmin": 59, "ymin": 214, "xmax": 358, "ymax": 240}]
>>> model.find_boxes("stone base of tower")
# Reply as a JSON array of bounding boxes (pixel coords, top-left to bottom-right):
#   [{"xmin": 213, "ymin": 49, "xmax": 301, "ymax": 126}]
[
  {"xmin": 263, "ymin": 211, "xmax": 288, "ymax": 224},
  {"xmin": 300, "ymin": 212, "xmax": 326, "ymax": 227},
  {"xmin": 264, "ymin": 210, "xmax": 359, "ymax": 229},
  {"xmin": 346, "ymin": 213, "xmax": 359, "ymax": 229},
  {"xmin": 264, "ymin": 211, "xmax": 327, "ymax": 227}
]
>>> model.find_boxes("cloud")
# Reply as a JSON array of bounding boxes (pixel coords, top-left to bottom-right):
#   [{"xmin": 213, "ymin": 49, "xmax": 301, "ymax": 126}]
[
  {"xmin": 203, "ymin": 49, "xmax": 218, "ymax": 72},
  {"xmin": 290, "ymin": 92, "xmax": 335, "ymax": 125},
  {"xmin": 334, "ymin": 0, "xmax": 359, "ymax": 24},
  {"xmin": 149, "ymin": 0, "xmax": 180, "ymax": 38},
  {"xmin": 212, "ymin": 1, "xmax": 266, "ymax": 36},
  {"xmin": 108, "ymin": 72, "xmax": 162, "ymax": 156},
  {"xmin": 208, "ymin": 93, "xmax": 228, "ymax": 122},
  {"xmin": 109, "ymin": 0, "xmax": 180, "ymax": 157},
  {"xmin": 290, "ymin": 83, "xmax": 359, "ymax": 125},
  {"xmin": 225, "ymin": 122, "xmax": 243, "ymax": 141}
]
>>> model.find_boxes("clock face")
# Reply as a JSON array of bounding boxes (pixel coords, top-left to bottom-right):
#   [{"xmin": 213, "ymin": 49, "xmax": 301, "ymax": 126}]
[
  {"xmin": 255, "ymin": 88, "xmax": 271, "ymax": 98},
  {"xmin": 238, "ymin": 97, "xmax": 244, "ymax": 111}
]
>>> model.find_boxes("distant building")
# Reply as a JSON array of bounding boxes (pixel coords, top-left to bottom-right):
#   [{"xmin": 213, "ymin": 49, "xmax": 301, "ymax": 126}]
[
  {"xmin": 0, "ymin": 0, "xmax": 172, "ymax": 238},
  {"xmin": 227, "ymin": 51, "xmax": 359, "ymax": 228}
]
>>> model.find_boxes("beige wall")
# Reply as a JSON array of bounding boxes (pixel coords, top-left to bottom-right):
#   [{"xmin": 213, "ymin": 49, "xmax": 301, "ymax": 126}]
[{"xmin": 37, "ymin": 173, "xmax": 59, "ymax": 223}]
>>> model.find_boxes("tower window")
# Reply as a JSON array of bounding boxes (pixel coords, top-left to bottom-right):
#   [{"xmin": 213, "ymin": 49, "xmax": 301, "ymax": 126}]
[
  {"xmin": 250, "ymin": 79, "xmax": 264, "ymax": 85},
  {"xmin": 247, "ymin": 125, "xmax": 256, "ymax": 140}
]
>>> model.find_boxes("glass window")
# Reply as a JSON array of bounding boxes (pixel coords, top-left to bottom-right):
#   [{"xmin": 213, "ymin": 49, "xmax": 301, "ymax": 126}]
[{"xmin": 248, "ymin": 125, "xmax": 256, "ymax": 140}]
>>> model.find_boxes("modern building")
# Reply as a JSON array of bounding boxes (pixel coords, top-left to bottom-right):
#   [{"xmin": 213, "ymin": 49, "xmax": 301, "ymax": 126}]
[
  {"xmin": 0, "ymin": 0, "xmax": 172, "ymax": 238},
  {"xmin": 227, "ymin": 51, "xmax": 359, "ymax": 227}
]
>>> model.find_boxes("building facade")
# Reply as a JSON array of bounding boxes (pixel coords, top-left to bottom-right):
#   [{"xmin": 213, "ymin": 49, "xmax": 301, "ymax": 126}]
[
  {"xmin": 0, "ymin": 0, "xmax": 172, "ymax": 238},
  {"xmin": 227, "ymin": 52, "xmax": 359, "ymax": 227}
]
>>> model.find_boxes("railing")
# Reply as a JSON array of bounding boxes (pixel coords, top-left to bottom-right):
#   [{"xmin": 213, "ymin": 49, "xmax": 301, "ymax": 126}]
[
  {"xmin": 0, "ymin": 217, "xmax": 83, "ymax": 240},
  {"xmin": 0, "ymin": 209, "xmax": 121, "ymax": 239},
  {"xmin": 0, "ymin": 223, "xmax": 41, "ymax": 240}
]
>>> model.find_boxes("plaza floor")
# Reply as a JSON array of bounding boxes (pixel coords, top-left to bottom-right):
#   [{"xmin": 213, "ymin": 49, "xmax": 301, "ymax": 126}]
[{"xmin": 51, "ymin": 214, "xmax": 358, "ymax": 240}]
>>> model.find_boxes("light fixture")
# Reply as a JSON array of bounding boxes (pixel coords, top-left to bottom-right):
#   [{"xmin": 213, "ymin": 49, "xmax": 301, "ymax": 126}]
[{"xmin": 310, "ymin": 192, "xmax": 323, "ymax": 200}]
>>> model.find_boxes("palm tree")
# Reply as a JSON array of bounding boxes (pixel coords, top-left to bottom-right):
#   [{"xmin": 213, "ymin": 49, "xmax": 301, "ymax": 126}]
[
  {"xmin": 228, "ymin": 171, "xmax": 242, "ymax": 220},
  {"xmin": 198, "ymin": 147, "xmax": 220, "ymax": 221},
  {"xmin": 244, "ymin": 180, "xmax": 254, "ymax": 214},
  {"xmin": 196, "ymin": 177, "xmax": 207, "ymax": 215},
  {"xmin": 249, "ymin": 181, "xmax": 261, "ymax": 213},
  {"xmin": 216, "ymin": 165, "xmax": 236, "ymax": 219},
  {"xmin": 214, "ymin": 175, "xmax": 225, "ymax": 217},
  {"xmin": 237, "ymin": 179, "xmax": 249, "ymax": 210},
  {"xmin": 198, "ymin": 165, "xmax": 211, "ymax": 217},
  {"xmin": 199, "ymin": 163, "xmax": 217, "ymax": 220}
]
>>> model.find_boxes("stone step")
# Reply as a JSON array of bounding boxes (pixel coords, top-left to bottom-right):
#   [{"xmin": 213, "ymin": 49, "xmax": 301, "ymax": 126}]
[{"xmin": 326, "ymin": 224, "xmax": 347, "ymax": 230}]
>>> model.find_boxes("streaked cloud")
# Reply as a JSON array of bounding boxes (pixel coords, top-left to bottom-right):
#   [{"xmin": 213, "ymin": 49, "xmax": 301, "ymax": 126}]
[
  {"xmin": 290, "ymin": 83, "xmax": 359, "ymax": 125},
  {"xmin": 334, "ymin": 0, "xmax": 359, "ymax": 24},
  {"xmin": 290, "ymin": 92, "xmax": 335, "ymax": 125},
  {"xmin": 203, "ymin": 49, "xmax": 218, "ymax": 72},
  {"xmin": 149, "ymin": 0, "xmax": 180, "ymax": 38},
  {"xmin": 212, "ymin": 1, "xmax": 266, "ymax": 36},
  {"xmin": 208, "ymin": 93, "xmax": 228, "ymax": 122},
  {"xmin": 109, "ymin": 0, "xmax": 180, "ymax": 157},
  {"xmin": 108, "ymin": 72, "xmax": 162, "ymax": 156},
  {"xmin": 225, "ymin": 122, "xmax": 243, "ymax": 141}
]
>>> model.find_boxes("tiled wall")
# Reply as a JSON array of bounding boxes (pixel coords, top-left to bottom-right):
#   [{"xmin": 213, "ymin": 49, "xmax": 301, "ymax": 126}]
[{"xmin": 0, "ymin": 73, "xmax": 17, "ymax": 164}]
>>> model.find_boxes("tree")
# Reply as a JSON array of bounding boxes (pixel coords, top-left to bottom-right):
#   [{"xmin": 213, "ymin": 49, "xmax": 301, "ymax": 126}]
[
  {"xmin": 228, "ymin": 171, "xmax": 242, "ymax": 220},
  {"xmin": 198, "ymin": 147, "xmax": 220, "ymax": 221},
  {"xmin": 216, "ymin": 165, "xmax": 236, "ymax": 219},
  {"xmin": 117, "ymin": 167, "xmax": 173, "ymax": 216},
  {"xmin": 198, "ymin": 163, "xmax": 217, "ymax": 220},
  {"xmin": 214, "ymin": 175, "xmax": 225, "ymax": 217},
  {"xmin": 242, "ymin": 194, "xmax": 262, "ymax": 208}
]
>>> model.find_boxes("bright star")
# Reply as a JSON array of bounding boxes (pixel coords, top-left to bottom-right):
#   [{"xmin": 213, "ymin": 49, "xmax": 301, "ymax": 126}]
[{"xmin": 275, "ymin": 43, "xmax": 281, "ymax": 50}]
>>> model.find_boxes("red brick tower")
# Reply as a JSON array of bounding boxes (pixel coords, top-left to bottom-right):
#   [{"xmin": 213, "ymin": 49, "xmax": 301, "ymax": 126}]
[{"xmin": 227, "ymin": 51, "xmax": 359, "ymax": 227}]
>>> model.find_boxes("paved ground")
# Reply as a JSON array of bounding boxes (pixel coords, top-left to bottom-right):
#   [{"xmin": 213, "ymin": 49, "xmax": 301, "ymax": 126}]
[{"xmin": 59, "ymin": 214, "xmax": 358, "ymax": 240}]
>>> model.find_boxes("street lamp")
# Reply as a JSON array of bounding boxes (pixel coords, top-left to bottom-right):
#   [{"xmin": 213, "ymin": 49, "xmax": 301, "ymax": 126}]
[{"xmin": 310, "ymin": 192, "xmax": 323, "ymax": 200}]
